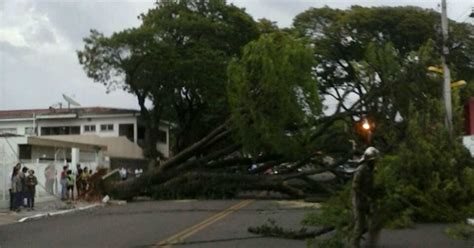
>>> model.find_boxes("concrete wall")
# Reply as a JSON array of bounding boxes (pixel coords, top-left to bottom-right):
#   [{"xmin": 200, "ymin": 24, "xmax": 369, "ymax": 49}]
[
  {"xmin": 465, "ymin": 99, "xmax": 474, "ymax": 135},
  {"xmin": 0, "ymin": 137, "xmax": 26, "ymax": 202},
  {"xmin": 463, "ymin": 135, "xmax": 474, "ymax": 157},
  {"xmin": 0, "ymin": 137, "xmax": 106, "ymax": 208}
]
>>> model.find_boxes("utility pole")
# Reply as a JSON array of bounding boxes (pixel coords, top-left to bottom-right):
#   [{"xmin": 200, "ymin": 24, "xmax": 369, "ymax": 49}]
[{"xmin": 441, "ymin": 0, "xmax": 453, "ymax": 136}]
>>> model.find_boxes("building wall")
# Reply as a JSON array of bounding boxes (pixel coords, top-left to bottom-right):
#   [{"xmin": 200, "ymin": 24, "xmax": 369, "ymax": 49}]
[
  {"xmin": 156, "ymin": 129, "xmax": 170, "ymax": 158},
  {"xmin": 0, "ymin": 115, "xmax": 170, "ymax": 159},
  {"xmin": 465, "ymin": 99, "xmax": 474, "ymax": 135},
  {"xmin": 0, "ymin": 120, "xmax": 35, "ymax": 135},
  {"xmin": 0, "ymin": 137, "xmax": 106, "ymax": 207},
  {"xmin": 0, "ymin": 116, "xmax": 140, "ymax": 139},
  {"xmin": 463, "ymin": 136, "xmax": 474, "ymax": 157},
  {"xmin": 35, "ymin": 116, "xmax": 138, "ymax": 140}
]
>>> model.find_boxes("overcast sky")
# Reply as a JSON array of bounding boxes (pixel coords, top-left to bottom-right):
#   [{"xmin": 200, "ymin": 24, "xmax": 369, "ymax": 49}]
[{"xmin": 0, "ymin": 0, "xmax": 472, "ymax": 111}]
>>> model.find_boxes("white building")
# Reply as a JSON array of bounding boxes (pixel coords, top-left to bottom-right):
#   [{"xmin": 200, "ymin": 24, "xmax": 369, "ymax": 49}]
[
  {"xmin": 0, "ymin": 107, "xmax": 170, "ymax": 157},
  {"xmin": 0, "ymin": 134, "xmax": 107, "ymax": 208},
  {"xmin": 0, "ymin": 107, "xmax": 171, "ymax": 208}
]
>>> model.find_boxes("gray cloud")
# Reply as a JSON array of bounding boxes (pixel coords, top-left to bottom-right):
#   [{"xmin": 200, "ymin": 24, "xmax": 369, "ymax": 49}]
[
  {"xmin": 0, "ymin": 41, "xmax": 33, "ymax": 58},
  {"xmin": 31, "ymin": 1, "xmax": 154, "ymax": 48}
]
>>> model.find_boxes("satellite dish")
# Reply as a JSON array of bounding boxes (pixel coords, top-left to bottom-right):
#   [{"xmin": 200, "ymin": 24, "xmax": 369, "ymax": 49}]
[{"xmin": 62, "ymin": 94, "xmax": 81, "ymax": 108}]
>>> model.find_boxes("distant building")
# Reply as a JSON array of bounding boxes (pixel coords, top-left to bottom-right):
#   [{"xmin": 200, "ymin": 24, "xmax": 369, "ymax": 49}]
[
  {"xmin": 0, "ymin": 107, "xmax": 170, "ymax": 207},
  {"xmin": 0, "ymin": 107, "xmax": 170, "ymax": 157},
  {"xmin": 463, "ymin": 98, "xmax": 474, "ymax": 156},
  {"xmin": 465, "ymin": 98, "xmax": 474, "ymax": 135}
]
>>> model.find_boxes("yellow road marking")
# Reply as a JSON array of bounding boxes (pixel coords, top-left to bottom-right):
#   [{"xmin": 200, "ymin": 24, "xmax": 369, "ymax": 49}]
[{"xmin": 156, "ymin": 199, "xmax": 254, "ymax": 247}]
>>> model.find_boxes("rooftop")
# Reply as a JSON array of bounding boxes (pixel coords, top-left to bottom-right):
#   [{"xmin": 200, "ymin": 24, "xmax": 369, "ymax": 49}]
[{"xmin": 0, "ymin": 107, "xmax": 139, "ymax": 120}]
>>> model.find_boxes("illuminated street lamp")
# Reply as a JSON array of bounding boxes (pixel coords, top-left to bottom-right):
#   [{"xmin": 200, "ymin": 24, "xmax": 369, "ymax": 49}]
[
  {"xmin": 357, "ymin": 118, "xmax": 373, "ymax": 145},
  {"xmin": 362, "ymin": 119, "xmax": 371, "ymax": 131}
]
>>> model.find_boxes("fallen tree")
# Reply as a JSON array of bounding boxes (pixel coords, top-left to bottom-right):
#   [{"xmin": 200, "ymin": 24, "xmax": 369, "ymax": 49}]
[
  {"xmin": 104, "ymin": 32, "xmax": 360, "ymax": 200},
  {"xmin": 105, "ymin": 110, "xmax": 363, "ymax": 200}
]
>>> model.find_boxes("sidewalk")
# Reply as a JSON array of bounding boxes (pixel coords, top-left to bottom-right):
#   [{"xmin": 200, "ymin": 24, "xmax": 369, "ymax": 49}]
[{"xmin": 0, "ymin": 198, "xmax": 102, "ymax": 226}]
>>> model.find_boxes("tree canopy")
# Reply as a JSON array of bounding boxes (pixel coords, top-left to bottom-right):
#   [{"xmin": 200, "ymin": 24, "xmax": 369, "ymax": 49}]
[
  {"xmin": 78, "ymin": 0, "xmax": 259, "ymax": 157},
  {"xmin": 293, "ymin": 6, "xmax": 474, "ymax": 149},
  {"xmin": 227, "ymin": 32, "xmax": 321, "ymax": 158}
]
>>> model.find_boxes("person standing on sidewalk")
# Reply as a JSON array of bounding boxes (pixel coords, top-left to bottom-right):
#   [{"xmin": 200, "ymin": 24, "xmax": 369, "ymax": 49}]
[
  {"xmin": 10, "ymin": 167, "xmax": 20, "ymax": 211},
  {"xmin": 20, "ymin": 166, "xmax": 28, "ymax": 208},
  {"xmin": 26, "ymin": 169, "xmax": 38, "ymax": 211},
  {"xmin": 82, "ymin": 167, "xmax": 90, "ymax": 192},
  {"xmin": 66, "ymin": 170, "xmax": 75, "ymax": 201},
  {"xmin": 44, "ymin": 163, "xmax": 56, "ymax": 194},
  {"xmin": 350, "ymin": 146, "xmax": 380, "ymax": 248},
  {"xmin": 60, "ymin": 165, "xmax": 68, "ymax": 200}
]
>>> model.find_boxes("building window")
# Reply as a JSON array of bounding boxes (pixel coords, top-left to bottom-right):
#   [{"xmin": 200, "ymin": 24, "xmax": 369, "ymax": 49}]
[
  {"xmin": 19, "ymin": 145, "xmax": 32, "ymax": 160},
  {"xmin": 119, "ymin": 124, "xmax": 134, "ymax": 142},
  {"xmin": 158, "ymin": 130, "xmax": 167, "ymax": 144},
  {"xmin": 25, "ymin": 127, "xmax": 36, "ymax": 135},
  {"xmin": 100, "ymin": 124, "xmax": 114, "ymax": 132},
  {"xmin": 41, "ymin": 126, "xmax": 80, "ymax": 136},
  {"xmin": 84, "ymin": 125, "xmax": 96, "ymax": 133},
  {"xmin": 0, "ymin": 128, "xmax": 17, "ymax": 135}
]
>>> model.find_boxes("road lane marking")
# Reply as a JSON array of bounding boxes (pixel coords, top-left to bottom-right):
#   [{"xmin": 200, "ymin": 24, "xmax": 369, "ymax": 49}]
[
  {"xmin": 157, "ymin": 199, "xmax": 254, "ymax": 247},
  {"xmin": 157, "ymin": 200, "xmax": 253, "ymax": 247}
]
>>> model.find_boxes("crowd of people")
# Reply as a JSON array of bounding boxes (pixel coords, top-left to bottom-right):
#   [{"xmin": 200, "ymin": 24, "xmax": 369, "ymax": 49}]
[
  {"xmin": 9, "ymin": 162, "xmax": 95, "ymax": 212},
  {"xmin": 10, "ymin": 163, "xmax": 38, "ymax": 212},
  {"xmin": 59, "ymin": 164, "xmax": 93, "ymax": 201},
  {"xmin": 119, "ymin": 167, "xmax": 143, "ymax": 180}
]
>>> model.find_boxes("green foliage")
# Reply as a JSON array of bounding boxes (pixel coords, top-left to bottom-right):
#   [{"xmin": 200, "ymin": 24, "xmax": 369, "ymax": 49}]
[
  {"xmin": 293, "ymin": 6, "xmax": 474, "ymax": 153},
  {"xmin": 445, "ymin": 223, "xmax": 474, "ymax": 240},
  {"xmin": 302, "ymin": 184, "xmax": 352, "ymax": 246},
  {"xmin": 304, "ymin": 98, "xmax": 474, "ymax": 245},
  {"xmin": 248, "ymin": 218, "xmax": 316, "ymax": 240},
  {"xmin": 227, "ymin": 32, "xmax": 321, "ymax": 158},
  {"xmin": 78, "ymin": 0, "xmax": 259, "ymax": 156},
  {"xmin": 373, "ymin": 104, "xmax": 474, "ymax": 225}
]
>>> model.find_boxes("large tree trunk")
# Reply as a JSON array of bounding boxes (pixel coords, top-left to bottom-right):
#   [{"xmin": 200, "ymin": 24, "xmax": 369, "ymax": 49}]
[
  {"xmin": 158, "ymin": 120, "xmax": 230, "ymax": 172},
  {"xmin": 106, "ymin": 114, "xmax": 353, "ymax": 200},
  {"xmin": 107, "ymin": 121, "xmax": 232, "ymax": 199}
]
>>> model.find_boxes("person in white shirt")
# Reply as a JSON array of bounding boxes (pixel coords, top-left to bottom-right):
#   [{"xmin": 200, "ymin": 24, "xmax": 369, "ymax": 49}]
[{"xmin": 119, "ymin": 167, "xmax": 127, "ymax": 180}]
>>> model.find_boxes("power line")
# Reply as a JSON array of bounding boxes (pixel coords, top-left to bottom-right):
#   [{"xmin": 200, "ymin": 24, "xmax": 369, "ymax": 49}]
[{"xmin": 454, "ymin": 7, "xmax": 471, "ymax": 21}]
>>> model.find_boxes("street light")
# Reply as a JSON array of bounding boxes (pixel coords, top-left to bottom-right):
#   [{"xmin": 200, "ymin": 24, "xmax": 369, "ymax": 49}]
[
  {"xmin": 451, "ymin": 80, "xmax": 467, "ymax": 89},
  {"xmin": 428, "ymin": 66, "xmax": 467, "ymax": 88},
  {"xmin": 356, "ymin": 118, "xmax": 374, "ymax": 145},
  {"xmin": 362, "ymin": 119, "xmax": 371, "ymax": 131}
]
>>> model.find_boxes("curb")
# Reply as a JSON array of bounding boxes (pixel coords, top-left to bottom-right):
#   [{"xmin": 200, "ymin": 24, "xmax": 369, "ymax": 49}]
[{"xmin": 18, "ymin": 203, "xmax": 103, "ymax": 223}]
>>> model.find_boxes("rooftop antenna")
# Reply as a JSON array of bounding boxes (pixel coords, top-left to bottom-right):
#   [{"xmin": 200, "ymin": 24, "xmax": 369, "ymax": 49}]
[
  {"xmin": 62, "ymin": 94, "xmax": 81, "ymax": 109},
  {"xmin": 49, "ymin": 102, "xmax": 63, "ymax": 109}
]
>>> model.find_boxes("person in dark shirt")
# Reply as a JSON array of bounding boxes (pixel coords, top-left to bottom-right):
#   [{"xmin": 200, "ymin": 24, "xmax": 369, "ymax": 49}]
[
  {"xmin": 20, "ymin": 167, "xmax": 28, "ymax": 207},
  {"xmin": 26, "ymin": 170, "xmax": 38, "ymax": 210},
  {"xmin": 60, "ymin": 165, "xmax": 69, "ymax": 200},
  {"xmin": 66, "ymin": 170, "xmax": 75, "ymax": 201},
  {"xmin": 10, "ymin": 166, "xmax": 20, "ymax": 211}
]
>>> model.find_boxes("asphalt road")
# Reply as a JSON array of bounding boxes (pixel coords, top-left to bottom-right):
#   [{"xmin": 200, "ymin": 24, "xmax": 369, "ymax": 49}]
[{"xmin": 0, "ymin": 200, "xmax": 472, "ymax": 248}]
